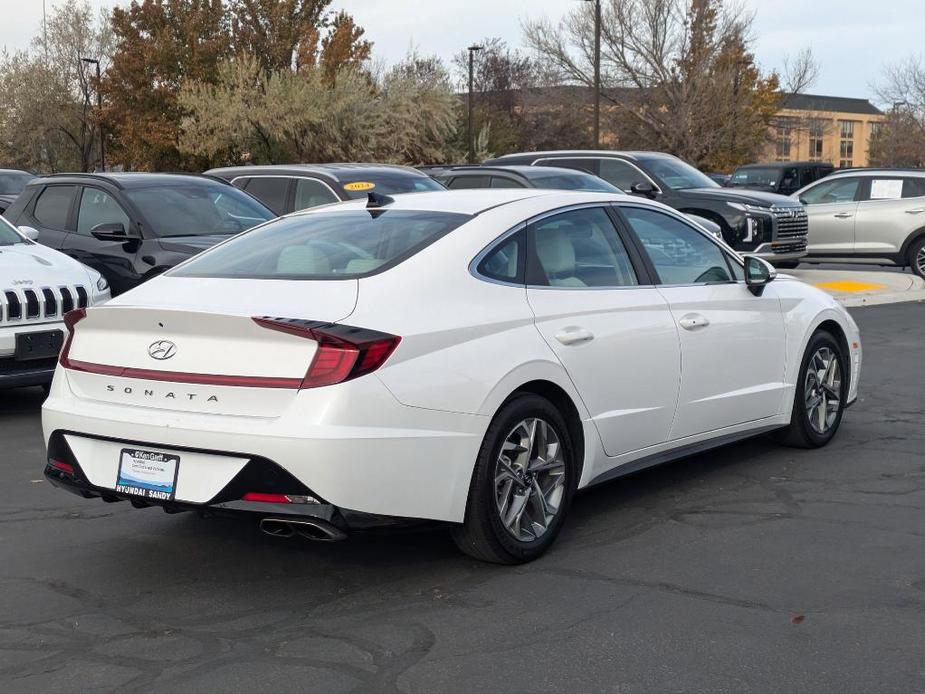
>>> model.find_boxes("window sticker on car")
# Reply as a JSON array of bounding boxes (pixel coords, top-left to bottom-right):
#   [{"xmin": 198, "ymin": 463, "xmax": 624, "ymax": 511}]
[
  {"xmin": 344, "ymin": 181, "xmax": 375, "ymax": 192},
  {"xmin": 870, "ymin": 179, "xmax": 903, "ymax": 200}
]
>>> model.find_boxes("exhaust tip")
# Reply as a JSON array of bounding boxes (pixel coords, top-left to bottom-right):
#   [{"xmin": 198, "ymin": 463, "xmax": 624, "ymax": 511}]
[{"xmin": 259, "ymin": 517, "xmax": 346, "ymax": 542}]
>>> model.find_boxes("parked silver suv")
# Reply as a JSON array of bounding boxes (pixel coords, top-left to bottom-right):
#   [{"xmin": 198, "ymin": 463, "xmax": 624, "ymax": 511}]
[{"xmin": 794, "ymin": 168, "xmax": 925, "ymax": 278}]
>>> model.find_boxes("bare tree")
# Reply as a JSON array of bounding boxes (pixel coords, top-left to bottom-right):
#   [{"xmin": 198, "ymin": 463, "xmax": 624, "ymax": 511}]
[
  {"xmin": 522, "ymin": 0, "xmax": 782, "ymax": 169},
  {"xmin": 870, "ymin": 56, "xmax": 925, "ymax": 166},
  {"xmin": 782, "ymin": 47, "xmax": 819, "ymax": 95}
]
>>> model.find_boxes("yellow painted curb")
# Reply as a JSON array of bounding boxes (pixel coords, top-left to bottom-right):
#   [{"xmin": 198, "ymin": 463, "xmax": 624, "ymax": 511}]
[{"xmin": 814, "ymin": 280, "xmax": 887, "ymax": 293}]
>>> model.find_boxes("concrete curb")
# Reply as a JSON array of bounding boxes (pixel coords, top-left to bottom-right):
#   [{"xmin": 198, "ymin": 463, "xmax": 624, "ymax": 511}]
[{"xmin": 787, "ymin": 269, "xmax": 925, "ymax": 307}]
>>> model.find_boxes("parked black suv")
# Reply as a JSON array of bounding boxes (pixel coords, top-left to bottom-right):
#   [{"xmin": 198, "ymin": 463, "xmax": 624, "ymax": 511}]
[
  {"xmin": 206, "ymin": 164, "xmax": 444, "ymax": 215},
  {"xmin": 727, "ymin": 161, "xmax": 834, "ymax": 196},
  {"xmin": 485, "ymin": 150, "xmax": 809, "ymax": 263},
  {"xmin": 3, "ymin": 173, "xmax": 274, "ymax": 295}
]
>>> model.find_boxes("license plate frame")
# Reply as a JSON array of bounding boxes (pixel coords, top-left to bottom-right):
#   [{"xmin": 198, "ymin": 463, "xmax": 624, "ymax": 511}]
[
  {"xmin": 14, "ymin": 329, "xmax": 64, "ymax": 361},
  {"xmin": 115, "ymin": 448, "xmax": 180, "ymax": 501}
]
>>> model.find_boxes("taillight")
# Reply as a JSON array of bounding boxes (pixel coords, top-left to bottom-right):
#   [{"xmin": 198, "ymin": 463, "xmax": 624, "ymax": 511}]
[
  {"xmin": 59, "ymin": 308, "xmax": 87, "ymax": 367},
  {"xmin": 253, "ymin": 317, "xmax": 401, "ymax": 389}
]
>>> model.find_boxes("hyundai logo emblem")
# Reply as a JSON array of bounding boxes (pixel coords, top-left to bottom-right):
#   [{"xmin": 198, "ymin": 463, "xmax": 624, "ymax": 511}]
[{"xmin": 148, "ymin": 340, "xmax": 177, "ymax": 360}]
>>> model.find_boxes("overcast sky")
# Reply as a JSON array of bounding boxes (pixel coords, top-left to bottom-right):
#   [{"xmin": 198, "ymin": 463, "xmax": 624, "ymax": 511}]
[{"xmin": 2, "ymin": 0, "xmax": 917, "ymax": 103}]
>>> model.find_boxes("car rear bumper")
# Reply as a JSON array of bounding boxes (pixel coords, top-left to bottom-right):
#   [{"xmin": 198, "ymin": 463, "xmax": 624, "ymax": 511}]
[{"xmin": 42, "ymin": 368, "xmax": 486, "ymax": 523}]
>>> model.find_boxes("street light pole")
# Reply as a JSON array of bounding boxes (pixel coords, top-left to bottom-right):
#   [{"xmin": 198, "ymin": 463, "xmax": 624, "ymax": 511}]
[
  {"xmin": 467, "ymin": 45, "xmax": 483, "ymax": 165},
  {"xmin": 581, "ymin": 0, "xmax": 601, "ymax": 148},
  {"xmin": 81, "ymin": 57, "xmax": 104, "ymax": 172}
]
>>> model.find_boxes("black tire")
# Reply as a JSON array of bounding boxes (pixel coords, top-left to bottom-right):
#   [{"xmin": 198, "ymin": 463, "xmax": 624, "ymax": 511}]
[
  {"xmin": 772, "ymin": 260, "xmax": 800, "ymax": 270},
  {"xmin": 775, "ymin": 330, "xmax": 847, "ymax": 448},
  {"xmin": 451, "ymin": 393, "xmax": 577, "ymax": 564},
  {"xmin": 908, "ymin": 237, "xmax": 925, "ymax": 279}
]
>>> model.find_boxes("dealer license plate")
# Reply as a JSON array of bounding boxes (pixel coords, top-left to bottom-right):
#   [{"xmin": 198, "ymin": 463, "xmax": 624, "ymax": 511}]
[{"xmin": 115, "ymin": 448, "xmax": 179, "ymax": 501}]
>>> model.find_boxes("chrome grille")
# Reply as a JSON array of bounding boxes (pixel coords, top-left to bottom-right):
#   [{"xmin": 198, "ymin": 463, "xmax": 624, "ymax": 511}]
[
  {"xmin": 0, "ymin": 284, "xmax": 87, "ymax": 325},
  {"xmin": 771, "ymin": 205, "xmax": 809, "ymax": 240}
]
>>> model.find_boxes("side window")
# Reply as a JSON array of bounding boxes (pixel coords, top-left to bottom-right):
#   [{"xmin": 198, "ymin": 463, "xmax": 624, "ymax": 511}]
[
  {"xmin": 241, "ymin": 177, "xmax": 289, "ymax": 215},
  {"xmin": 599, "ymin": 159, "xmax": 650, "ymax": 191},
  {"xmin": 76, "ymin": 188, "xmax": 131, "ymax": 235},
  {"xmin": 446, "ymin": 176, "xmax": 489, "ymax": 190},
  {"xmin": 727, "ymin": 254, "xmax": 745, "ymax": 281},
  {"xmin": 799, "ymin": 168, "xmax": 816, "ymax": 187},
  {"xmin": 902, "ymin": 177, "xmax": 925, "ymax": 199},
  {"xmin": 489, "ymin": 176, "xmax": 525, "ymax": 189},
  {"xmin": 538, "ymin": 158, "xmax": 598, "ymax": 175},
  {"xmin": 477, "ymin": 229, "xmax": 524, "ymax": 284},
  {"xmin": 621, "ymin": 207, "xmax": 733, "ymax": 285},
  {"xmin": 800, "ymin": 177, "xmax": 860, "ymax": 205},
  {"xmin": 868, "ymin": 178, "xmax": 904, "ymax": 201},
  {"xmin": 32, "ymin": 185, "xmax": 77, "ymax": 230},
  {"xmin": 780, "ymin": 168, "xmax": 798, "ymax": 190},
  {"xmin": 529, "ymin": 207, "xmax": 638, "ymax": 288},
  {"xmin": 293, "ymin": 178, "xmax": 338, "ymax": 211}
]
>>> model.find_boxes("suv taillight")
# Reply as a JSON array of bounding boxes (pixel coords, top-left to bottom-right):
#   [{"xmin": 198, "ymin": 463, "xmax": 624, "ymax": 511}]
[
  {"xmin": 252, "ymin": 317, "xmax": 401, "ymax": 389},
  {"xmin": 59, "ymin": 308, "xmax": 88, "ymax": 367}
]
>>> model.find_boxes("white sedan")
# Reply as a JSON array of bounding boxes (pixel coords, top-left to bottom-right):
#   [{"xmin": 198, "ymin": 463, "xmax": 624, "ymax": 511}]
[{"xmin": 42, "ymin": 190, "xmax": 861, "ymax": 563}]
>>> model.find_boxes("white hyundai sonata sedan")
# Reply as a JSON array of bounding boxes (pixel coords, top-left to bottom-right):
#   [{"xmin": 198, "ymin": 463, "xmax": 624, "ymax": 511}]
[{"xmin": 42, "ymin": 189, "xmax": 861, "ymax": 563}]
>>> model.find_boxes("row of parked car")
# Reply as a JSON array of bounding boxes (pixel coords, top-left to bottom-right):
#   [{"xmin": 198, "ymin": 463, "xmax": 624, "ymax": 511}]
[{"xmin": 2, "ymin": 150, "xmax": 925, "ymax": 391}]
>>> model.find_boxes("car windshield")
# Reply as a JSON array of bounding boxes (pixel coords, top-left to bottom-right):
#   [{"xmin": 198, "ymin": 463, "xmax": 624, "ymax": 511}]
[
  {"xmin": 729, "ymin": 167, "xmax": 780, "ymax": 188},
  {"xmin": 339, "ymin": 174, "xmax": 444, "ymax": 199},
  {"xmin": 641, "ymin": 157, "xmax": 718, "ymax": 190},
  {"xmin": 124, "ymin": 182, "xmax": 275, "ymax": 237},
  {"xmin": 0, "ymin": 216, "xmax": 25, "ymax": 245},
  {"xmin": 172, "ymin": 209, "xmax": 471, "ymax": 280},
  {"xmin": 528, "ymin": 171, "xmax": 621, "ymax": 193},
  {"xmin": 0, "ymin": 172, "xmax": 34, "ymax": 195}
]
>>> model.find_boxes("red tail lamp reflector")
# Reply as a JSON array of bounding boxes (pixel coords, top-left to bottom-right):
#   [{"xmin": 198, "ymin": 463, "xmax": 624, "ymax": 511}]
[
  {"xmin": 253, "ymin": 317, "xmax": 401, "ymax": 389},
  {"xmin": 59, "ymin": 308, "xmax": 88, "ymax": 367},
  {"xmin": 242, "ymin": 492, "xmax": 290, "ymax": 504},
  {"xmin": 49, "ymin": 459, "xmax": 75, "ymax": 475}
]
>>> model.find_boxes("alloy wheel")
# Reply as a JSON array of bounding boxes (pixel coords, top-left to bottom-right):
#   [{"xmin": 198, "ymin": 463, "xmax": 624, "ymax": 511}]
[
  {"xmin": 804, "ymin": 346, "xmax": 842, "ymax": 435},
  {"xmin": 916, "ymin": 244, "xmax": 925, "ymax": 277},
  {"xmin": 494, "ymin": 418, "xmax": 567, "ymax": 542}
]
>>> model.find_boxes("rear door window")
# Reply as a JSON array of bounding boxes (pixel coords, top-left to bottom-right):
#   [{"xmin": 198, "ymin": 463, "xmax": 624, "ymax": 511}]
[
  {"xmin": 241, "ymin": 177, "xmax": 290, "ymax": 215},
  {"xmin": 446, "ymin": 176, "xmax": 489, "ymax": 190},
  {"xmin": 293, "ymin": 178, "xmax": 339, "ymax": 210},
  {"xmin": 489, "ymin": 176, "xmax": 525, "ymax": 189},
  {"xmin": 32, "ymin": 185, "xmax": 77, "ymax": 230},
  {"xmin": 173, "ymin": 209, "xmax": 471, "ymax": 279},
  {"xmin": 537, "ymin": 158, "xmax": 599, "ymax": 176},
  {"xmin": 528, "ymin": 207, "xmax": 638, "ymax": 288},
  {"xmin": 867, "ymin": 178, "xmax": 905, "ymax": 201}
]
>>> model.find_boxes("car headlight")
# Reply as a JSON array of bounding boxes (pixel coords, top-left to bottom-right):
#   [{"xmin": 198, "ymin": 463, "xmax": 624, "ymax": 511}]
[
  {"xmin": 97, "ymin": 275, "xmax": 109, "ymax": 292},
  {"xmin": 726, "ymin": 202, "xmax": 770, "ymax": 214}
]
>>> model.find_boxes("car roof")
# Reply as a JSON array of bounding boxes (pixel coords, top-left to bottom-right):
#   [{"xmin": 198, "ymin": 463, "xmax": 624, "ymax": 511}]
[
  {"xmin": 735, "ymin": 161, "xmax": 831, "ymax": 170},
  {"xmin": 206, "ymin": 163, "xmax": 432, "ymax": 181},
  {"xmin": 288, "ymin": 188, "xmax": 631, "ymax": 217},
  {"xmin": 491, "ymin": 150, "xmax": 680, "ymax": 162},
  {"xmin": 444, "ymin": 165, "xmax": 597, "ymax": 178},
  {"xmin": 30, "ymin": 172, "xmax": 228, "ymax": 190},
  {"xmin": 829, "ymin": 167, "xmax": 925, "ymax": 177}
]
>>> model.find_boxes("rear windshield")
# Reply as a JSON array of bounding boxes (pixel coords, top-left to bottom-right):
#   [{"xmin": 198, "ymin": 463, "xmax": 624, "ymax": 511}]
[
  {"xmin": 172, "ymin": 209, "xmax": 471, "ymax": 280},
  {"xmin": 729, "ymin": 167, "xmax": 780, "ymax": 188},
  {"xmin": 125, "ymin": 182, "xmax": 275, "ymax": 237},
  {"xmin": 339, "ymin": 174, "xmax": 444, "ymax": 199},
  {"xmin": 0, "ymin": 172, "xmax": 34, "ymax": 195}
]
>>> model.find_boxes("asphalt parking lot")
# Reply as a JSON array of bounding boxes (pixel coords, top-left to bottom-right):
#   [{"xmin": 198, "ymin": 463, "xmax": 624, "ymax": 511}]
[{"xmin": 1, "ymin": 302, "xmax": 924, "ymax": 693}]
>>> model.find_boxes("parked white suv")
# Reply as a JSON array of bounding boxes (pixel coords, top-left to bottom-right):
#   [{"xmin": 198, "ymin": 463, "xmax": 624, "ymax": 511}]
[
  {"xmin": 795, "ymin": 168, "xmax": 925, "ymax": 277},
  {"xmin": 1, "ymin": 218, "xmax": 110, "ymax": 389}
]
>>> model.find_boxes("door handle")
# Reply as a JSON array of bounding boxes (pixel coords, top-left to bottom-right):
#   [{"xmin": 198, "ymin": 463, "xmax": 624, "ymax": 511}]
[
  {"xmin": 678, "ymin": 314, "xmax": 710, "ymax": 331},
  {"xmin": 905, "ymin": 208, "xmax": 925, "ymax": 214},
  {"xmin": 833, "ymin": 212, "xmax": 854, "ymax": 219},
  {"xmin": 554, "ymin": 327, "xmax": 594, "ymax": 345}
]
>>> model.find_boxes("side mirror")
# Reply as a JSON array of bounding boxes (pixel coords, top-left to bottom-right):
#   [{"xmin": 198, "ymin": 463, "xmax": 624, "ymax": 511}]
[
  {"xmin": 18, "ymin": 225, "xmax": 39, "ymax": 241},
  {"xmin": 629, "ymin": 181, "xmax": 658, "ymax": 199},
  {"xmin": 798, "ymin": 196, "xmax": 808, "ymax": 205},
  {"xmin": 90, "ymin": 222, "xmax": 130, "ymax": 241},
  {"xmin": 744, "ymin": 255, "xmax": 777, "ymax": 296}
]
